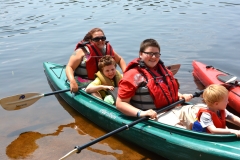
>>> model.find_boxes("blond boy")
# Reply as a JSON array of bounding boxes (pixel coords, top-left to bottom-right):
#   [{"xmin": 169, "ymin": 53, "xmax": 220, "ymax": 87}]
[{"xmin": 192, "ymin": 84, "xmax": 240, "ymax": 137}]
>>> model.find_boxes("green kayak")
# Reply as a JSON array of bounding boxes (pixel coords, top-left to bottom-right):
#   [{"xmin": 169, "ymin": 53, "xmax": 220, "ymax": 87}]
[{"xmin": 43, "ymin": 62, "xmax": 240, "ymax": 160}]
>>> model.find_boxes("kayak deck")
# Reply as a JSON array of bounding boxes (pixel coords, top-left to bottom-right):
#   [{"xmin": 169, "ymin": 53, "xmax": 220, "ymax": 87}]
[{"xmin": 192, "ymin": 60, "xmax": 240, "ymax": 114}]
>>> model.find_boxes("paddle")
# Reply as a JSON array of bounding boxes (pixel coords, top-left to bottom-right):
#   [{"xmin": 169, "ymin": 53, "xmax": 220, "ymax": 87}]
[
  {"xmin": 166, "ymin": 64, "xmax": 181, "ymax": 75},
  {"xmin": 0, "ymin": 84, "xmax": 89, "ymax": 111},
  {"xmin": 0, "ymin": 64, "xmax": 179, "ymax": 111},
  {"xmin": 59, "ymin": 90, "xmax": 204, "ymax": 160},
  {"xmin": 0, "ymin": 89, "xmax": 71, "ymax": 111}
]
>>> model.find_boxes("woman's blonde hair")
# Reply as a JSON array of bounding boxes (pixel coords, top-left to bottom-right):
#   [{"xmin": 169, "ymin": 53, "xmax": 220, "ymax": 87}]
[{"xmin": 203, "ymin": 84, "xmax": 228, "ymax": 105}]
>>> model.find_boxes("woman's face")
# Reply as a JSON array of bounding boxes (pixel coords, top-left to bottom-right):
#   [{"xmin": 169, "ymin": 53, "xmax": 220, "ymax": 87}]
[
  {"xmin": 91, "ymin": 31, "xmax": 106, "ymax": 50},
  {"xmin": 139, "ymin": 46, "xmax": 160, "ymax": 68}
]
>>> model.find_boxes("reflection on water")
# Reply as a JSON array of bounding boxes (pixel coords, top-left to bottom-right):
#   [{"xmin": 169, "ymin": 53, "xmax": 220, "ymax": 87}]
[
  {"xmin": 6, "ymin": 122, "xmax": 123, "ymax": 159},
  {"xmin": 7, "ymin": 129, "xmax": 59, "ymax": 159},
  {"xmin": 5, "ymin": 91, "xmax": 163, "ymax": 159},
  {"xmin": 52, "ymin": 93, "xmax": 163, "ymax": 160}
]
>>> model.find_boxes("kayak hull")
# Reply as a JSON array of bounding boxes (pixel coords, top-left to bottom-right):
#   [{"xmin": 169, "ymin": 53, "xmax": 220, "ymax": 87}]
[
  {"xmin": 192, "ymin": 60, "xmax": 240, "ymax": 114},
  {"xmin": 44, "ymin": 62, "xmax": 240, "ymax": 160}
]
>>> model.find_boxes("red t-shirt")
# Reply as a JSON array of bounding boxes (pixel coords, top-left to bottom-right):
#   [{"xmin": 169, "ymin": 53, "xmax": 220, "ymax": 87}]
[{"xmin": 118, "ymin": 67, "xmax": 161, "ymax": 99}]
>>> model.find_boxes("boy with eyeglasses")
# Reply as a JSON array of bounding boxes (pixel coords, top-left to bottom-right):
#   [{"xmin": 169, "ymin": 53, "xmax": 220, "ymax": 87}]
[{"xmin": 116, "ymin": 38, "xmax": 192, "ymax": 119}]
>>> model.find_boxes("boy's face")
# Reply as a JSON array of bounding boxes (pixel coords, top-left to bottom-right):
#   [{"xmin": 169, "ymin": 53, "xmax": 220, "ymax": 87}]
[
  {"xmin": 102, "ymin": 64, "xmax": 116, "ymax": 79},
  {"xmin": 214, "ymin": 94, "xmax": 229, "ymax": 110},
  {"xmin": 139, "ymin": 46, "xmax": 160, "ymax": 68}
]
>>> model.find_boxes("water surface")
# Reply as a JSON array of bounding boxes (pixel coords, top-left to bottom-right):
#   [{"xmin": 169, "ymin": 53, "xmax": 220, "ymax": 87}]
[{"xmin": 1, "ymin": 0, "xmax": 240, "ymax": 159}]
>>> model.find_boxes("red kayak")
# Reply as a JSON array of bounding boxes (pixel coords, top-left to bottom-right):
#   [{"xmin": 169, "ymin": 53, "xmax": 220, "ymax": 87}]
[{"xmin": 192, "ymin": 60, "xmax": 240, "ymax": 113}]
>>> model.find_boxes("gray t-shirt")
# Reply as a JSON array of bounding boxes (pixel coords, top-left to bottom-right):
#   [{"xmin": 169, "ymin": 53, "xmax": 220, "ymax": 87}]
[{"xmin": 199, "ymin": 109, "xmax": 234, "ymax": 128}]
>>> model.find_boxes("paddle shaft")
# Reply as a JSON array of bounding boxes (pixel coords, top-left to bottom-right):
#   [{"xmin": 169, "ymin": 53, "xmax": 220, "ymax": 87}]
[
  {"xmin": 44, "ymin": 89, "xmax": 70, "ymax": 96},
  {"xmin": 43, "ymin": 82, "xmax": 90, "ymax": 97},
  {"xmin": 74, "ymin": 90, "xmax": 203, "ymax": 153}
]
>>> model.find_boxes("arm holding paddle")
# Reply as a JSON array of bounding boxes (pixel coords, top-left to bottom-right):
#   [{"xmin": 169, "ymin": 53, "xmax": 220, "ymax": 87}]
[
  {"xmin": 116, "ymin": 97, "xmax": 157, "ymax": 119},
  {"xmin": 178, "ymin": 93, "xmax": 193, "ymax": 102},
  {"xmin": 66, "ymin": 49, "xmax": 84, "ymax": 93},
  {"xmin": 116, "ymin": 38, "xmax": 193, "ymax": 119},
  {"xmin": 116, "ymin": 83, "xmax": 193, "ymax": 119}
]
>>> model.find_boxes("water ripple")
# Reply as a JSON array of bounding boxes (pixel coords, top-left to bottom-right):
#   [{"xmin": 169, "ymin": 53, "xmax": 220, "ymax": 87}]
[{"xmin": 1, "ymin": 0, "xmax": 239, "ymax": 39}]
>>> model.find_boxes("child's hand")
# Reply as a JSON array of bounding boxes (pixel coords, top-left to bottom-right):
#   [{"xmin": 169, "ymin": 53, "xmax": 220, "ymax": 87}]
[
  {"xmin": 234, "ymin": 131, "xmax": 240, "ymax": 138},
  {"xmin": 105, "ymin": 86, "xmax": 114, "ymax": 91},
  {"xmin": 230, "ymin": 129, "xmax": 240, "ymax": 137}
]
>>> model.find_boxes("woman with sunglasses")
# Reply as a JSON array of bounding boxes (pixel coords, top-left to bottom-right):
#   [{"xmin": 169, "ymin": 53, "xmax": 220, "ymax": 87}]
[
  {"xmin": 66, "ymin": 28, "xmax": 126, "ymax": 93},
  {"xmin": 116, "ymin": 38, "xmax": 193, "ymax": 120}
]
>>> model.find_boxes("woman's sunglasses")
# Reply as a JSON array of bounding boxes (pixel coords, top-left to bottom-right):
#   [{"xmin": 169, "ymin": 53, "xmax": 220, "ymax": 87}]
[{"xmin": 92, "ymin": 36, "xmax": 106, "ymax": 42}]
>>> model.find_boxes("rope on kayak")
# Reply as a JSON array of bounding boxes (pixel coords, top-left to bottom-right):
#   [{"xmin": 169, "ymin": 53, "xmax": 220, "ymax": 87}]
[{"xmin": 50, "ymin": 65, "xmax": 66, "ymax": 79}]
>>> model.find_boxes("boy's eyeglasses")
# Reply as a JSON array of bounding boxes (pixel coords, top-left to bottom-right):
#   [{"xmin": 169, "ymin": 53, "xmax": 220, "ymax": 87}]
[
  {"xmin": 142, "ymin": 51, "xmax": 161, "ymax": 57},
  {"xmin": 92, "ymin": 36, "xmax": 106, "ymax": 42}
]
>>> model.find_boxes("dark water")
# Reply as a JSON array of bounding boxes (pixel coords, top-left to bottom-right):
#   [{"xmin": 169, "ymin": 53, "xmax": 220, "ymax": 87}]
[{"xmin": 1, "ymin": 0, "xmax": 240, "ymax": 159}]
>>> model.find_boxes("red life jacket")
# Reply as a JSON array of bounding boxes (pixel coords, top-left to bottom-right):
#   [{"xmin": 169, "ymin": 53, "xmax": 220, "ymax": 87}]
[
  {"xmin": 125, "ymin": 58, "xmax": 179, "ymax": 109},
  {"xmin": 74, "ymin": 41, "xmax": 114, "ymax": 80},
  {"xmin": 196, "ymin": 108, "xmax": 226, "ymax": 133}
]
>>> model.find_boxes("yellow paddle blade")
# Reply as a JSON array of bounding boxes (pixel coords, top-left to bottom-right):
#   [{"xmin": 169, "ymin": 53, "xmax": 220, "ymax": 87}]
[{"xmin": 0, "ymin": 93, "xmax": 44, "ymax": 111}]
